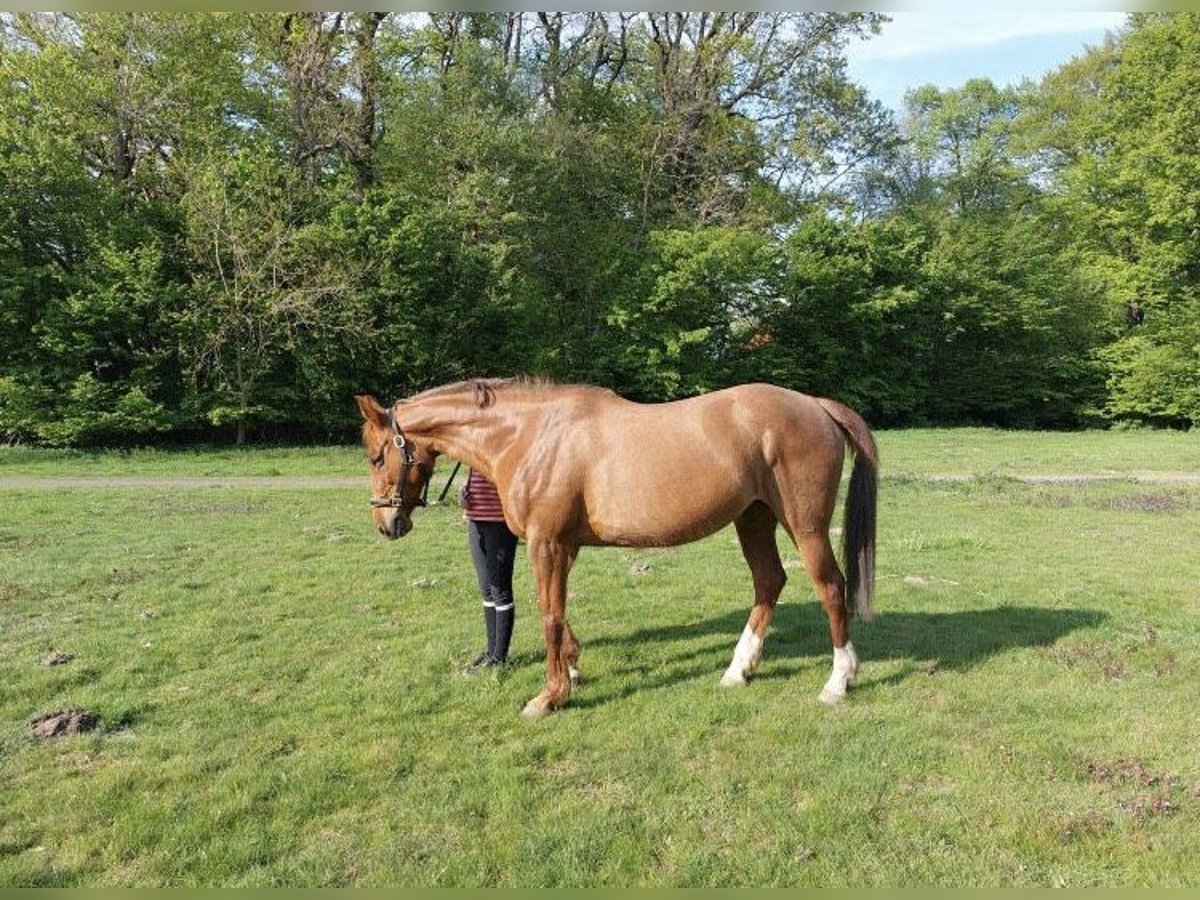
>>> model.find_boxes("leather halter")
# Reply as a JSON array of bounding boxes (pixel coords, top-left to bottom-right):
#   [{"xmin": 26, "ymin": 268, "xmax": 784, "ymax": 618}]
[{"xmin": 370, "ymin": 406, "xmax": 432, "ymax": 511}]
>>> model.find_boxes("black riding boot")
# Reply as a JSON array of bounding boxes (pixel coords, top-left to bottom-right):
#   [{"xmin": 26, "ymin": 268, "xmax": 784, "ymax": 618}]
[{"xmin": 493, "ymin": 601, "xmax": 514, "ymax": 664}]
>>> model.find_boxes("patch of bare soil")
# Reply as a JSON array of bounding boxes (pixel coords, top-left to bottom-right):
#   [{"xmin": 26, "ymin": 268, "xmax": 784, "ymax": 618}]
[
  {"xmin": 1112, "ymin": 492, "xmax": 1200, "ymax": 512},
  {"xmin": 30, "ymin": 709, "xmax": 99, "ymax": 738},
  {"xmin": 40, "ymin": 651, "xmax": 74, "ymax": 667},
  {"xmin": 1085, "ymin": 757, "xmax": 1183, "ymax": 823},
  {"xmin": 1045, "ymin": 640, "xmax": 1128, "ymax": 679},
  {"xmin": 1087, "ymin": 758, "xmax": 1174, "ymax": 787},
  {"xmin": 1046, "ymin": 627, "xmax": 1175, "ymax": 681}
]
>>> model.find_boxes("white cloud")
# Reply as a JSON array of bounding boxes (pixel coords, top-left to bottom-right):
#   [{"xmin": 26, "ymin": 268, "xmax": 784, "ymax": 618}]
[{"xmin": 850, "ymin": 11, "xmax": 1127, "ymax": 63}]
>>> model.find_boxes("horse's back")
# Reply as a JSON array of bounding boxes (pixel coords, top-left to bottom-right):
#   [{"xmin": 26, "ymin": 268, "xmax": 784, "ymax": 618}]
[{"xmin": 577, "ymin": 382, "xmax": 837, "ymax": 460}]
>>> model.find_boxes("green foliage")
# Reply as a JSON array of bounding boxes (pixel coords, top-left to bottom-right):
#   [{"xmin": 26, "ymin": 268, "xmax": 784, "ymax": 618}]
[
  {"xmin": 1103, "ymin": 302, "xmax": 1200, "ymax": 425},
  {"xmin": 0, "ymin": 377, "xmax": 43, "ymax": 441},
  {"xmin": 0, "ymin": 374, "xmax": 172, "ymax": 447},
  {"xmin": 178, "ymin": 148, "xmax": 368, "ymax": 441},
  {"xmin": 3, "ymin": 12, "xmax": 1199, "ymax": 442},
  {"xmin": 39, "ymin": 375, "xmax": 171, "ymax": 446},
  {"xmin": 1065, "ymin": 13, "xmax": 1200, "ymax": 426},
  {"xmin": 746, "ymin": 208, "xmax": 1106, "ymax": 427},
  {"xmin": 917, "ymin": 214, "xmax": 1107, "ymax": 426},
  {"xmin": 905, "ymin": 79, "xmax": 1029, "ymax": 215},
  {"xmin": 609, "ymin": 227, "xmax": 776, "ymax": 398}
]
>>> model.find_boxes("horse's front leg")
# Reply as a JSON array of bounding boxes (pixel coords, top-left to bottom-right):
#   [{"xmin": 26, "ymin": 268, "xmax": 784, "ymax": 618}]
[
  {"xmin": 522, "ymin": 535, "xmax": 577, "ymax": 718},
  {"xmin": 563, "ymin": 621, "xmax": 581, "ymax": 684}
]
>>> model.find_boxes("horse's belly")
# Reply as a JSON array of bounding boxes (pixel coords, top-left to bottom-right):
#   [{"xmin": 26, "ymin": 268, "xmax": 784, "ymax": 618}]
[{"xmin": 583, "ymin": 484, "xmax": 749, "ymax": 548}]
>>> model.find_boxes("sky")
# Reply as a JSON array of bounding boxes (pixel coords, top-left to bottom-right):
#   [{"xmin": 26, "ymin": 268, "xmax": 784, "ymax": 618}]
[{"xmin": 844, "ymin": 11, "xmax": 1129, "ymax": 112}]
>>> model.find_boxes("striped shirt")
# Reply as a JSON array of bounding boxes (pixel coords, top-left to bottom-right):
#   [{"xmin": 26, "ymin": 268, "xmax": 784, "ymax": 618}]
[{"xmin": 464, "ymin": 470, "xmax": 506, "ymax": 522}]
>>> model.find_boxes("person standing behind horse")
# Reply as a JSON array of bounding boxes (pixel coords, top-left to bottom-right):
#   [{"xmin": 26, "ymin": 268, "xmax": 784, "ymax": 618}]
[{"xmin": 461, "ymin": 469, "xmax": 518, "ymax": 672}]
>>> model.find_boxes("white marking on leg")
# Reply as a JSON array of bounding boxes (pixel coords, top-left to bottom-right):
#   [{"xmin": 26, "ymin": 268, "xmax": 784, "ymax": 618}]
[
  {"xmin": 720, "ymin": 625, "xmax": 764, "ymax": 687},
  {"xmin": 521, "ymin": 696, "xmax": 551, "ymax": 718},
  {"xmin": 819, "ymin": 641, "xmax": 858, "ymax": 705}
]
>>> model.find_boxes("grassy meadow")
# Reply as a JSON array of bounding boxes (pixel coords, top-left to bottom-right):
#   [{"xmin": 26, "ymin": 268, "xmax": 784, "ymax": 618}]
[
  {"xmin": 2, "ymin": 425, "xmax": 1198, "ymax": 479},
  {"xmin": 0, "ymin": 444, "xmax": 365, "ymax": 479},
  {"xmin": 1, "ymin": 430, "xmax": 1198, "ymax": 886}
]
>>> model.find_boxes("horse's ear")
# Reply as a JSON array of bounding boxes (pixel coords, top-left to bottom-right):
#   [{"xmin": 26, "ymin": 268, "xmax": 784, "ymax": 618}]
[{"xmin": 355, "ymin": 394, "xmax": 390, "ymax": 428}]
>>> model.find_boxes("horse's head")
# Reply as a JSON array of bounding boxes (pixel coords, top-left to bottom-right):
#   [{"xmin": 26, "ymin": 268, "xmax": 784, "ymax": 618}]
[{"xmin": 355, "ymin": 394, "xmax": 436, "ymax": 540}]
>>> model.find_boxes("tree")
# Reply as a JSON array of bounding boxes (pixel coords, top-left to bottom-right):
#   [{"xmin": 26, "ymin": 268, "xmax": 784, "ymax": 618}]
[
  {"xmin": 608, "ymin": 227, "xmax": 777, "ymax": 398},
  {"xmin": 6, "ymin": 11, "xmax": 1160, "ymax": 443},
  {"xmin": 631, "ymin": 13, "xmax": 892, "ymax": 226},
  {"xmin": 252, "ymin": 13, "xmax": 390, "ymax": 191},
  {"xmin": 1072, "ymin": 14, "xmax": 1200, "ymax": 425},
  {"xmin": 903, "ymin": 79, "xmax": 1030, "ymax": 215},
  {"xmin": 0, "ymin": 13, "xmax": 219, "ymax": 443},
  {"xmin": 180, "ymin": 151, "xmax": 360, "ymax": 442}
]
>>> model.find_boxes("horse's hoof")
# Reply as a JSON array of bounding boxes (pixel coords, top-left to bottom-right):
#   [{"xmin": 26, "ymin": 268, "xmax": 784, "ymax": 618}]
[
  {"xmin": 818, "ymin": 686, "xmax": 846, "ymax": 706},
  {"xmin": 720, "ymin": 670, "xmax": 747, "ymax": 688},
  {"xmin": 568, "ymin": 666, "xmax": 580, "ymax": 684},
  {"xmin": 521, "ymin": 697, "xmax": 553, "ymax": 719}
]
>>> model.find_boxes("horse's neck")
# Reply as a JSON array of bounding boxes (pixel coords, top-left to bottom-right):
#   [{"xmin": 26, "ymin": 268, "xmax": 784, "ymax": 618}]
[{"xmin": 405, "ymin": 394, "xmax": 524, "ymax": 477}]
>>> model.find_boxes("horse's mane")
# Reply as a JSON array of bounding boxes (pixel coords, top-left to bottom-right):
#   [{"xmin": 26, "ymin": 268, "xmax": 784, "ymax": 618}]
[{"xmin": 404, "ymin": 376, "xmax": 613, "ymax": 408}]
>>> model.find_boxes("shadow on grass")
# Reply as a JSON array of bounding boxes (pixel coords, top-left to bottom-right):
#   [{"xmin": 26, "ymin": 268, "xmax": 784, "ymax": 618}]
[{"xmin": 569, "ymin": 603, "xmax": 1106, "ymax": 710}]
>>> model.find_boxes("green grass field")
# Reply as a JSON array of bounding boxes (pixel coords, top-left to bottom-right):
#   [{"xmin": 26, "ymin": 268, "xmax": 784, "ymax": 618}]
[
  {"xmin": 0, "ymin": 444, "xmax": 364, "ymax": 478},
  {"xmin": 2, "ymin": 425, "xmax": 1197, "ymax": 478},
  {"xmin": 1, "ymin": 430, "xmax": 1198, "ymax": 886}
]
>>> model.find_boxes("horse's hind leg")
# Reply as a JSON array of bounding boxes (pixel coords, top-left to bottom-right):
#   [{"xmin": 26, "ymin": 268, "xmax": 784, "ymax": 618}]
[
  {"xmin": 797, "ymin": 533, "xmax": 858, "ymax": 705},
  {"xmin": 721, "ymin": 502, "xmax": 786, "ymax": 687}
]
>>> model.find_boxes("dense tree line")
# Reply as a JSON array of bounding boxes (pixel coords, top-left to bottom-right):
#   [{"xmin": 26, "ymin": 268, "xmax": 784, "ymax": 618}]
[{"xmin": 0, "ymin": 12, "xmax": 1195, "ymax": 445}]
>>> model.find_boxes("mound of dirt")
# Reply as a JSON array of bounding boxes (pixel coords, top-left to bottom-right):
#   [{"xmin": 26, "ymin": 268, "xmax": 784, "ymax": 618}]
[{"xmin": 30, "ymin": 709, "xmax": 99, "ymax": 738}]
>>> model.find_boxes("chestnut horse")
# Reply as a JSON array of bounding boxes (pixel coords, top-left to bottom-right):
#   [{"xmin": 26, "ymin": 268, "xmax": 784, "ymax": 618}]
[{"xmin": 355, "ymin": 378, "xmax": 877, "ymax": 718}]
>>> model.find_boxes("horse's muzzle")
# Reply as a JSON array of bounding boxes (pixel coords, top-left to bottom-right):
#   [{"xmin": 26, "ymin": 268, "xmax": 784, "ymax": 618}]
[{"xmin": 377, "ymin": 512, "xmax": 412, "ymax": 540}]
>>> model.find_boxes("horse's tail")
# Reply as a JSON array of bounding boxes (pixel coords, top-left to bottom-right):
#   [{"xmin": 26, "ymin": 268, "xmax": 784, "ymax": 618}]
[{"xmin": 817, "ymin": 398, "xmax": 878, "ymax": 622}]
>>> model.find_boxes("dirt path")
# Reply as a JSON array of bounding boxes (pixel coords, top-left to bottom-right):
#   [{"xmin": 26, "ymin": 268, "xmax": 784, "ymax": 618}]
[
  {"xmin": 1, "ymin": 472, "xmax": 1198, "ymax": 490},
  {"xmin": 917, "ymin": 472, "xmax": 1200, "ymax": 485}
]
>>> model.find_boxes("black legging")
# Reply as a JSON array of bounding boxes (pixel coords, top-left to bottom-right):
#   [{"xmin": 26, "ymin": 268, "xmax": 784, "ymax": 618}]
[{"xmin": 467, "ymin": 519, "xmax": 519, "ymax": 660}]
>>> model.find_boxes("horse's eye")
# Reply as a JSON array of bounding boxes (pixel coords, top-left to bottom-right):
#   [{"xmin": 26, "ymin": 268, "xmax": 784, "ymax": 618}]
[{"xmin": 371, "ymin": 453, "xmax": 384, "ymax": 468}]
